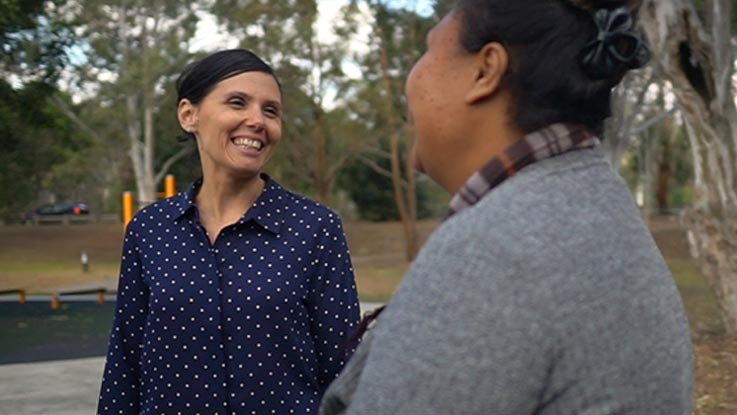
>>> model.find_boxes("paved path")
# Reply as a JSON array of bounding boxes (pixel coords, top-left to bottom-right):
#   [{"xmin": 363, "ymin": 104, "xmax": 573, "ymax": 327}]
[
  {"xmin": 0, "ymin": 302, "xmax": 384, "ymax": 415},
  {"xmin": 0, "ymin": 357, "xmax": 105, "ymax": 415}
]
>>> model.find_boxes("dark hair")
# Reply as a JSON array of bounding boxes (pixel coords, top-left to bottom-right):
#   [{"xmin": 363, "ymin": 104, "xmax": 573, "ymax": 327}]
[
  {"xmin": 454, "ymin": 0, "xmax": 647, "ymax": 135},
  {"xmin": 176, "ymin": 49, "xmax": 281, "ymax": 141}
]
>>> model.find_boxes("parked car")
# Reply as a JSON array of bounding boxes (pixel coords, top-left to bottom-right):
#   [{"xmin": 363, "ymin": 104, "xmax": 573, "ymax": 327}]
[{"xmin": 22, "ymin": 202, "xmax": 90, "ymax": 223}]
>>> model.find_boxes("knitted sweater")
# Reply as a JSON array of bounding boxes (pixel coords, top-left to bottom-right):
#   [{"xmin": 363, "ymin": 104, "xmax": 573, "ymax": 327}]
[{"xmin": 320, "ymin": 148, "xmax": 693, "ymax": 415}]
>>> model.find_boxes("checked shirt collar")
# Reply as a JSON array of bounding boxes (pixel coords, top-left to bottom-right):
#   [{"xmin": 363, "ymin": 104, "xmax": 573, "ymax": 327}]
[{"xmin": 447, "ymin": 123, "xmax": 598, "ymax": 218}]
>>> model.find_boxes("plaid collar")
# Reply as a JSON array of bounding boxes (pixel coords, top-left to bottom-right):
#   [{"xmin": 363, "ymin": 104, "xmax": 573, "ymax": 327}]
[{"xmin": 447, "ymin": 123, "xmax": 598, "ymax": 218}]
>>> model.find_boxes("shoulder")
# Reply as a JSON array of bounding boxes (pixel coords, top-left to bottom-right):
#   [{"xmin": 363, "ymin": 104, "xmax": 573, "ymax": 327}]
[
  {"xmin": 408, "ymin": 146, "xmax": 662, "ymax": 314},
  {"xmin": 265, "ymin": 177, "xmax": 345, "ymax": 229},
  {"xmin": 125, "ymin": 197, "xmax": 181, "ymax": 235}
]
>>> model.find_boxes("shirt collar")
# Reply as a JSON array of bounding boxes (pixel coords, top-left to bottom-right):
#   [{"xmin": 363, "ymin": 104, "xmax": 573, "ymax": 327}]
[
  {"xmin": 169, "ymin": 173, "xmax": 285, "ymax": 234},
  {"xmin": 447, "ymin": 123, "xmax": 598, "ymax": 218}
]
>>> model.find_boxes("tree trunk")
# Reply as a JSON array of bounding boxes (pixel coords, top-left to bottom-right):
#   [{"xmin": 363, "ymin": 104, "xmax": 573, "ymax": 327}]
[
  {"xmin": 303, "ymin": 1, "xmax": 331, "ymax": 204},
  {"xmin": 378, "ymin": 38, "xmax": 419, "ymax": 261},
  {"xmin": 312, "ymin": 107, "xmax": 330, "ymax": 203},
  {"xmin": 656, "ymin": 133, "xmax": 671, "ymax": 213},
  {"xmin": 641, "ymin": 0, "xmax": 737, "ymax": 333}
]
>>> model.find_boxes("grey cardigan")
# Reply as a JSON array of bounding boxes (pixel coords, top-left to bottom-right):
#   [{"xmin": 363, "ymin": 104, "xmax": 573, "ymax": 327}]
[{"xmin": 320, "ymin": 148, "xmax": 693, "ymax": 415}]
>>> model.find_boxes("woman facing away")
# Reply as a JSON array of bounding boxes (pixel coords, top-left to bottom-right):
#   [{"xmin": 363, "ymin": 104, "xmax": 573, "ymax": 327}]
[
  {"xmin": 320, "ymin": 0, "xmax": 693, "ymax": 414},
  {"xmin": 98, "ymin": 49, "xmax": 360, "ymax": 415}
]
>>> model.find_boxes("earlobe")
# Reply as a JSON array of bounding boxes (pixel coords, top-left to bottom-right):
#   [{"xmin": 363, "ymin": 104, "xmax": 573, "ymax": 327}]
[
  {"xmin": 177, "ymin": 99, "xmax": 197, "ymax": 133},
  {"xmin": 465, "ymin": 42, "xmax": 509, "ymax": 104}
]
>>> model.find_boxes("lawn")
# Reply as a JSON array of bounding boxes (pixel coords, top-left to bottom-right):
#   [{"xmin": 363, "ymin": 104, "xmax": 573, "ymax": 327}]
[{"xmin": 0, "ymin": 218, "xmax": 734, "ymax": 414}]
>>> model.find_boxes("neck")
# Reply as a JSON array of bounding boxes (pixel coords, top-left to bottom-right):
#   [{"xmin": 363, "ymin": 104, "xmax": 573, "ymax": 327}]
[
  {"xmin": 196, "ymin": 171, "xmax": 265, "ymax": 224},
  {"xmin": 445, "ymin": 100, "xmax": 524, "ymax": 194}
]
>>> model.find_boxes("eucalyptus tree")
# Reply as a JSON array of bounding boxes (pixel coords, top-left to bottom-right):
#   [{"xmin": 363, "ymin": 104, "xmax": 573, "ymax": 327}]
[
  {"xmin": 640, "ymin": 0, "xmax": 737, "ymax": 333},
  {"xmin": 67, "ymin": 0, "xmax": 200, "ymax": 205},
  {"xmin": 338, "ymin": 1, "xmax": 436, "ymax": 260},
  {"xmin": 0, "ymin": 0, "xmax": 74, "ymax": 82}
]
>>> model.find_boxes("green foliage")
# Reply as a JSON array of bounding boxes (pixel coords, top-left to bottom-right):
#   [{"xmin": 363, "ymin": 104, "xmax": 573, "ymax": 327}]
[
  {"xmin": 337, "ymin": 138, "xmax": 438, "ymax": 221},
  {"xmin": 0, "ymin": 80, "xmax": 86, "ymax": 220},
  {"xmin": 0, "ymin": 0, "xmax": 75, "ymax": 82}
]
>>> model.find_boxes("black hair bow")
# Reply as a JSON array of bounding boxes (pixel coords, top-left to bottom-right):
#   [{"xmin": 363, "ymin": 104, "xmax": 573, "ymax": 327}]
[{"xmin": 581, "ymin": 7, "xmax": 650, "ymax": 80}]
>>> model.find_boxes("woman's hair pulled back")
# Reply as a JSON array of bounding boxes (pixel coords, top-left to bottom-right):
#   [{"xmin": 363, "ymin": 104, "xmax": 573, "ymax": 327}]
[{"xmin": 454, "ymin": 0, "xmax": 646, "ymax": 135}]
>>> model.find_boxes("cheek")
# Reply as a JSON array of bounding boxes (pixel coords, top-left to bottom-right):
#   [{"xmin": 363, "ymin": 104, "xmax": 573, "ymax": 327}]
[{"xmin": 268, "ymin": 121, "xmax": 283, "ymax": 143}]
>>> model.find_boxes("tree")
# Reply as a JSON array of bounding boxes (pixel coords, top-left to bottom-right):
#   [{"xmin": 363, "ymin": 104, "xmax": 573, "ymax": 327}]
[
  {"xmin": 67, "ymin": 0, "xmax": 199, "ymax": 205},
  {"xmin": 0, "ymin": 0, "xmax": 74, "ymax": 82},
  {"xmin": 0, "ymin": 81, "xmax": 86, "ymax": 220},
  {"xmin": 640, "ymin": 0, "xmax": 737, "ymax": 333},
  {"xmin": 339, "ymin": 1, "xmax": 435, "ymax": 260}
]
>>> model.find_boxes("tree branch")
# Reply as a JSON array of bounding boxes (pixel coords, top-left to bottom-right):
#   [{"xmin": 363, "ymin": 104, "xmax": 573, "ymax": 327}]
[
  {"xmin": 357, "ymin": 154, "xmax": 409, "ymax": 188},
  {"xmin": 154, "ymin": 145, "xmax": 195, "ymax": 184},
  {"xmin": 48, "ymin": 95, "xmax": 103, "ymax": 143},
  {"xmin": 631, "ymin": 107, "xmax": 678, "ymax": 136}
]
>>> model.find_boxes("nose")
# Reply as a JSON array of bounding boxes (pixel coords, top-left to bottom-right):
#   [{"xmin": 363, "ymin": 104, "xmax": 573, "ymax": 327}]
[{"xmin": 244, "ymin": 106, "xmax": 265, "ymax": 131}]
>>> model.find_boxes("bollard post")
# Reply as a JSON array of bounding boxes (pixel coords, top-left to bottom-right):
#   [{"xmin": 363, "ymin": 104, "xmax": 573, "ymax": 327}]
[
  {"xmin": 165, "ymin": 175, "xmax": 176, "ymax": 198},
  {"xmin": 19, "ymin": 289, "xmax": 26, "ymax": 304},
  {"xmin": 81, "ymin": 250, "xmax": 90, "ymax": 273},
  {"xmin": 123, "ymin": 191, "xmax": 135, "ymax": 229},
  {"xmin": 51, "ymin": 293, "xmax": 60, "ymax": 310},
  {"xmin": 97, "ymin": 290, "xmax": 105, "ymax": 304}
]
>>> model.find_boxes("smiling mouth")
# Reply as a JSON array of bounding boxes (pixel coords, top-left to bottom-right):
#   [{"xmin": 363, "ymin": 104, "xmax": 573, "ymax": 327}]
[{"xmin": 232, "ymin": 137, "xmax": 263, "ymax": 150}]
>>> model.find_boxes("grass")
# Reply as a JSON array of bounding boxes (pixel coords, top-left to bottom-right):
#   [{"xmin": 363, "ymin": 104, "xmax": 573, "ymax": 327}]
[
  {"xmin": 667, "ymin": 258, "xmax": 726, "ymax": 337},
  {"xmin": 0, "ymin": 218, "xmax": 735, "ymax": 414}
]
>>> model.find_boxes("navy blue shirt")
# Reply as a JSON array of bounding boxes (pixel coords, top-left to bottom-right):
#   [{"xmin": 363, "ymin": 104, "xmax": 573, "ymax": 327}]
[{"xmin": 98, "ymin": 175, "xmax": 360, "ymax": 415}]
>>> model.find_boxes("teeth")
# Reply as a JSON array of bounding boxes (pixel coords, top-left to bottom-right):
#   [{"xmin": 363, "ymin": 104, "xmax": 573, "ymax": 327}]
[{"xmin": 233, "ymin": 138, "xmax": 262, "ymax": 150}]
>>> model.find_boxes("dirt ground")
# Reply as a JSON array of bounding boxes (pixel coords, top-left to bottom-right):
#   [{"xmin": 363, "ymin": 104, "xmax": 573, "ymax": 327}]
[{"xmin": 0, "ymin": 217, "xmax": 735, "ymax": 414}]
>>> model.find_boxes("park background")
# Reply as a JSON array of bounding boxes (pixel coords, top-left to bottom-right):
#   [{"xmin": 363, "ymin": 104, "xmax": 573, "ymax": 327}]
[{"xmin": 1, "ymin": 0, "xmax": 736, "ymax": 414}]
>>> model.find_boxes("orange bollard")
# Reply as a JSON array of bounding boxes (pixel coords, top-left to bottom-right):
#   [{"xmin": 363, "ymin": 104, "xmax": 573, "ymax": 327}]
[
  {"xmin": 165, "ymin": 175, "xmax": 176, "ymax": 198},
  {"xmin": 19, "ymin": 289, "xmax": 26, "ymax": 304},
  {"xmin": 123, "ymin": 191, "xmax": 135, "ymax": 229},
  {"xmin": 51, "ymin": 293, "xmax": 60, "ymax": 310},
  {"xmin": 97, "ymin": 290, "xmax": 105, "ymax": 304}
]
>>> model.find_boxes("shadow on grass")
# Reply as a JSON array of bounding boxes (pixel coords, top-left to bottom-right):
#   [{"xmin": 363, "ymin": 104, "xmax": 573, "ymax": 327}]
[{"xmin": 0, "ymin": 302, "xmax": 114, "ymax": 365}]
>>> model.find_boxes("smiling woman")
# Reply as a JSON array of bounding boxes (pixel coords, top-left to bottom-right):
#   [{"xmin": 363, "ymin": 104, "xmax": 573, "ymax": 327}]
[{"xmin": 97, "ymin": 49, "xmax": 360, "ymax": 415}]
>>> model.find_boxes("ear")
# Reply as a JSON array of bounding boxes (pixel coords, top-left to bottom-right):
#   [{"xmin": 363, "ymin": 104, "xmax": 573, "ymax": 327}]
[
  {"xmin": 177, "ymin": 99, "xmax": 198, "ymax": 133},
  {"xmin": 465, "ymin": 42, "xmax": 509, "ymax": 104}
]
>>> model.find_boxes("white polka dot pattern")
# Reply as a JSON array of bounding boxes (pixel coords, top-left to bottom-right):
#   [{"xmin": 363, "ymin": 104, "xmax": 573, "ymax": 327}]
[{"xmin": 98, "ymin": 175, "xmax": 360, "ymax": 415}]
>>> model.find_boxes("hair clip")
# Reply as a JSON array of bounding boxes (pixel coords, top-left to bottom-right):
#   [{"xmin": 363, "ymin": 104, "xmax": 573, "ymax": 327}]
[{"xmin": 581, "ymin": 7, "xmax": 650, "ymax": 80}]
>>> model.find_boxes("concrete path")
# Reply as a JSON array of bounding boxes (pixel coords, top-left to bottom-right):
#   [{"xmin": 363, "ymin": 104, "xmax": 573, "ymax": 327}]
[
  {"xmin": 0, "ymin": 302, "xmax": 384, "ymax": 415},
  {"xmin": 0, "ymin": 357, "xmax": 105, "ymax": 415}
]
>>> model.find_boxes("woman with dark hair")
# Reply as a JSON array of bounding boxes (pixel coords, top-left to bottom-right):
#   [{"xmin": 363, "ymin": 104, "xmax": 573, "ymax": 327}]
[
  {"xmin": 98, "ymin": 49, "xmax": 360, "ymax": 415},
  {"xmin": 320, "ymin": 1, "xmax": 692, "ymax": 414}
]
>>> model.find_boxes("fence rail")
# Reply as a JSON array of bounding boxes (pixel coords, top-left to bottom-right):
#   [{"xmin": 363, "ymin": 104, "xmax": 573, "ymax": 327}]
[{"xmin": 1, "ymin": 213, "xmax": 121, "ymax": 226}]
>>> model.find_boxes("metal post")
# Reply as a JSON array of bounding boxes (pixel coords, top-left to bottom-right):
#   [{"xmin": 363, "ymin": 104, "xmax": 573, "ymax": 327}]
[
  {"xmin": 165, "ymin": 175, "xmax": 176, "ymax": 198},
  {"xmin": 123, "ymin": 191, "xmax": 135, "ymax": 229}
]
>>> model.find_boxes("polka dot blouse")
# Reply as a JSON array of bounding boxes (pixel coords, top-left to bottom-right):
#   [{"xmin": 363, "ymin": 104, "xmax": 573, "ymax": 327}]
[{"xmin": 98, "ymin": 175, "xmax": 360, "ymax": 415}]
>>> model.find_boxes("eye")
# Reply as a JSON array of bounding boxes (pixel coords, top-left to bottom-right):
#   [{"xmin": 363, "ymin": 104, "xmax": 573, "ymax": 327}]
[
  {"xmin": 228, "ymin": 97, "xmax": 246, "ymax": 108},
  {"xmin": 263, "ymin": 105, "xmax": 281, "ymax": 118}
]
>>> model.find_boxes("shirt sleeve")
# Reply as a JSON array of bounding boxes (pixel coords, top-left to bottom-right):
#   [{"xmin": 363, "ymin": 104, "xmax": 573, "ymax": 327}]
[
  {"xmin": 98, "ymin": 221, "xmax": 149, "ymax": 415},
  {"xmin": 307, "ymin": 213, "xmax": 361, "ymax": 392}
]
